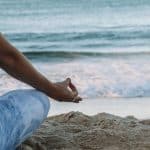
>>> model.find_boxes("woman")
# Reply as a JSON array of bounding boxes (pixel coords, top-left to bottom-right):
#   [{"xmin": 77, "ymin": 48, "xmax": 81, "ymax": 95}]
[{"xmin": 0, "ymin": 33, "xmax": 82, "ymax": 149}]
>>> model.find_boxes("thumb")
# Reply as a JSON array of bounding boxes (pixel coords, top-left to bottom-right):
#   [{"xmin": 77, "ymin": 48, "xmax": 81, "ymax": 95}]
[{"xmin": 64, "ymin": 78, "xmax": 71, "ymax": 86}]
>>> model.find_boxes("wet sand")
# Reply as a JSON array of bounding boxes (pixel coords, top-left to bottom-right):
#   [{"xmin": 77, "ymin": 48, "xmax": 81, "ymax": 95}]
[{"xmin": 49, "ymin": 97, "xmax": 150, "ymax": 119}]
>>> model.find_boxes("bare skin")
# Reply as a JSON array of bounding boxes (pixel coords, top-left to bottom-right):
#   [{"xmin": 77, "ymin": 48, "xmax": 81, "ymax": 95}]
[{"xmin": 0, "ymin": 33, "xmax": 82, "ymax": 103}]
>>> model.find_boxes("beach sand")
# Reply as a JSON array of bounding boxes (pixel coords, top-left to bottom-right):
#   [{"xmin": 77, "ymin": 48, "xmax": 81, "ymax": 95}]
[{"xmin": 21, "ymin": 111, "xmax": 150, "ymax": 150}]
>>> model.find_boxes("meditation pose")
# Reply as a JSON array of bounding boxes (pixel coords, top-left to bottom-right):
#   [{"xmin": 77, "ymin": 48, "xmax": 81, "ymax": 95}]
[{"xmin": 0, "ymin": 33, "xmax": 82, "ymax": 150}]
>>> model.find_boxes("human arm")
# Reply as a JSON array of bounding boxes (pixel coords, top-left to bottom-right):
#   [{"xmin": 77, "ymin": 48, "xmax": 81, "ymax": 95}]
[{"xmin": 0, "ymin": 33, "xmax": 81, "ymax": 102}]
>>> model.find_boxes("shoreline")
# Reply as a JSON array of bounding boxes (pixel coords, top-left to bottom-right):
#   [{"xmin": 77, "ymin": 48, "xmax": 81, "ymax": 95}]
[{"xmin": 49, "ymin": 97, "xmax": 150, "ymax": 119}]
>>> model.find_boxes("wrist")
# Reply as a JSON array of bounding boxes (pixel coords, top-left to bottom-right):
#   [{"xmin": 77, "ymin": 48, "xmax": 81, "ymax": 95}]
[{"xmin": 43, "ymin": 81, "xmax": 58, "ymax": 99}]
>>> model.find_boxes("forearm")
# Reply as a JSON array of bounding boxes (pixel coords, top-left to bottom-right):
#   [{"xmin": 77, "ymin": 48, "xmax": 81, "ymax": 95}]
[
  {"xmin": 0, "ymin": 33, "xmax": 81, "ymax": 102},
  {"xmin": 0, "ymin": 33, "xmax": 55, "ymax": 98},
  {"xmin": 4, "ymin": 54, "xmax": 54, "ymax": 95}
]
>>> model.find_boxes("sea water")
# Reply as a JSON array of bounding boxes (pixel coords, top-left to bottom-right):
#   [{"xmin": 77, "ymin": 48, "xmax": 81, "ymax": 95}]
[{"xmin": 1, "ymin": 0, "xmax": 150, "ymax": 119}]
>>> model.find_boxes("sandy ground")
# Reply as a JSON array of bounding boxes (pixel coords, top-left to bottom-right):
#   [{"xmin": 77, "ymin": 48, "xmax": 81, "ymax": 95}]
[{"xmin": 21, "ymin": 111, "xmax": 150, "ymax": 150}]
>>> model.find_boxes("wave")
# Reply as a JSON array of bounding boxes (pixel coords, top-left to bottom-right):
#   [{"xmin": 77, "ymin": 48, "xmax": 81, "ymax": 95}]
[
  {"xmin": 1, "ymin": 53, "xmax": 150, "ymax": 99},
  {"xmin": 6, "ymin": 26, "xmax": 150, "ymax": 42},
  {"xmin": 23, "ymin": 50, "xmax": 150, "ymax": 60},
  {"xmin": 5, "ymin": 25, "xmax": 150, "ymax": 55}
]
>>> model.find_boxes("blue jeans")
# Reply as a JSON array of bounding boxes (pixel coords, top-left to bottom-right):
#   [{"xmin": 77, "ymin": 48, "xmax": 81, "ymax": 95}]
[{"xmin": 0, "ymin": 89, "xmax": 50, "ymax": 150}]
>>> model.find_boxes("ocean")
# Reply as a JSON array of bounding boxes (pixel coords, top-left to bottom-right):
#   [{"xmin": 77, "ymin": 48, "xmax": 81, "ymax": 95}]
[{"xmin": 1, "ymin": 0, "xmax": 150, "ymax": 118}]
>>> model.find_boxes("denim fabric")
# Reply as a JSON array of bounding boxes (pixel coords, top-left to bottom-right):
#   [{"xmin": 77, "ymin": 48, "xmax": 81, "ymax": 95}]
[{"xmin": 0, "ymin": 90, "xmax": 50, "ymax": 150}]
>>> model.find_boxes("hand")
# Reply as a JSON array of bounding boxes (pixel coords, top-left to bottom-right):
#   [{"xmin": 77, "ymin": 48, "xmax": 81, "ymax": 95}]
[{"xmin": 52, "ymin": 78, "xmax": 82, "ymax": 103}]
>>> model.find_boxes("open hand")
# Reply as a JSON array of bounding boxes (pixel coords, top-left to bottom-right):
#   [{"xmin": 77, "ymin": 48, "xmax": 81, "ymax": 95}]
[{"xmin": 52, "ymin": 78, "xmax": 82, "ymax": 103}]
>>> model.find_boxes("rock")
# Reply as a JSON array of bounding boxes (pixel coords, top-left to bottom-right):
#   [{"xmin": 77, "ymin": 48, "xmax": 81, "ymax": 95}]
[{"xmin": 20, "ymin": 111, "xmax": 150, "ymax": 150}]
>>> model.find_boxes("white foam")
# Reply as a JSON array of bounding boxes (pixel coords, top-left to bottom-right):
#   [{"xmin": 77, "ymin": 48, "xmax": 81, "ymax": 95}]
[
  {"xmin": 1, "ymin": 55, "xmax": 150, "ymax": 98},
  {"xmin": 32, "ymin": 55, "xmax": 150, "ymax": 98}
]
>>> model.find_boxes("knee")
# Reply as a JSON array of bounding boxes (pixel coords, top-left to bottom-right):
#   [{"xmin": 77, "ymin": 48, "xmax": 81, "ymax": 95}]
[{"xmin": 4, "ymin": 89, "xmax": 50, "ymax": 118}]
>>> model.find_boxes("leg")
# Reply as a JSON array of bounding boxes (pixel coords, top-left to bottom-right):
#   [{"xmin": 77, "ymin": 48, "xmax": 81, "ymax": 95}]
[{"xmin": 0, "ymin": 89, "xmax": 50, "ymax": 150}]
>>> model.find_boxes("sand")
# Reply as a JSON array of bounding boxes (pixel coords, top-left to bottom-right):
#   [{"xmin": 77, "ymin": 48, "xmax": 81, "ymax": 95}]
[{"xmin": 20, "ymin": 111, "xmax": 150, "ymax": 150}]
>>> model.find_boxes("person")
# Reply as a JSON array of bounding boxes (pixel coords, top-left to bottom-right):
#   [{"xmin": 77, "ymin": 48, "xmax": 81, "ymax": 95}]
[{"xmin": 0, "ymin": 32, "xmax": 82, "ymax": 150}]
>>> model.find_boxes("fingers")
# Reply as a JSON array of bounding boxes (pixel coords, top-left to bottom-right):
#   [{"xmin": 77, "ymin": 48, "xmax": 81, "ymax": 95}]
[
  {"xmin": 53, "ymin": 78, "xmax": 82, "ymax": 103},
  {"xmin": 65, "ymin": 77, "xmax": 78, "ymax": 96},
  {"xmin": 72, "ymin": 96, "xmax": 82, "ymax": 103},
  {"xmin": 69, "ymin": 81, "xmax": 78, "ymax": 94},
  {"xmin": 63, "ymin": 77, "xmax": 82, "ymax": 102},
  {"xmin": 63, "ymin": 78, "xmax": 71, "ymax": 87},
  {"xmin": 64, "ymin": 78, "xmax": 77, "ymax": 94}
]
